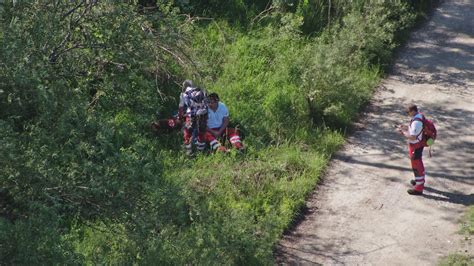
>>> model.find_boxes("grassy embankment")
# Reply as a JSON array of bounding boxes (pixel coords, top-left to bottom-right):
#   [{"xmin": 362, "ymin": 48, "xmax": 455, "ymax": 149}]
[
  {"xmin": 0, "ymin": 1, "xmax": 440, "ymax": 264},
  {"xmin": 123, "ymin": 3, "xmax": 418, "ymax": 264}
]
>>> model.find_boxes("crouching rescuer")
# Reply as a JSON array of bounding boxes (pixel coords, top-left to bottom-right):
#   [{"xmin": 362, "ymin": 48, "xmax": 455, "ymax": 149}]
[
  {"xmin": 205, "ymin": 93, "xmax": 244, "ymax": 152},
  {"xmin": 178, "ymin": 80, "xmax": 208, "ymax": 156}
]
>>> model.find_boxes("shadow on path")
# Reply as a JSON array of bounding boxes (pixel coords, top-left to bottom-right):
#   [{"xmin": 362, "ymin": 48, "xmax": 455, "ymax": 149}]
[
  {"xmin": 335, "ymin": 155, "xmax": 474, "ymax": 186},
  {"xmin": 422, "ymin": 186, "xmax": 474, "ymax": 206}
]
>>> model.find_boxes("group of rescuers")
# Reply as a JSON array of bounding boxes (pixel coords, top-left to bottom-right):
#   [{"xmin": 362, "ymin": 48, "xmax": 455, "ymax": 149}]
[
  {"xmin": 177, "ymin": 79, "xmax": 430, "ymax": 196},
  {"xmin": 178, "ymin": 80, "xmax": 244, "ymax": 156}
]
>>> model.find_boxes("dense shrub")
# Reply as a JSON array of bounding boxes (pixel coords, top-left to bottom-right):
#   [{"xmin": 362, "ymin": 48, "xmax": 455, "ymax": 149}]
[
  {"xmin": 301, "ymin": 2, "xmax": 416, "ymax": 128},
  {"xmin": 0, "ymin": 1, "xmax": 189, "ymax": 263},
  {"xmin": 195, "ymin": 2, "xmax": 416, "ymax": 135},
  {"xmin": 0, "ymin": 0, "xmax": 436, "ymax": 264}
]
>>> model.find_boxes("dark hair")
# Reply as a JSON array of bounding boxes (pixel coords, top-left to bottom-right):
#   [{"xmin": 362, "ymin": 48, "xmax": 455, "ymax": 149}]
[
  {"xmin": 407, "ymin": 104, "xmax": 418, "ymax": 113},
  {"xmin": 208, "ymin": 92, "xmax": 219, "ymax": 102}
]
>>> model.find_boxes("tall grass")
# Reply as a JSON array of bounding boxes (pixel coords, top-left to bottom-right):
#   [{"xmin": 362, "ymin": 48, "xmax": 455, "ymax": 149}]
[
  {"xmin": 0, "ymin": 1, "xmax": 434, "ymax": 264},
  {"xmin": 68, "ymin": 2, "xmax": 417, "ymax": 264}
]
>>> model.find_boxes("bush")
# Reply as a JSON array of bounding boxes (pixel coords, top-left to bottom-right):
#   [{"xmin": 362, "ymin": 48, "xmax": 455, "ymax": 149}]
[
  {"xmin": 0, "ymin": 206, "xmax": 81, "ymax": 264},
  {"xmin": 0, "ymin": 0, "xmax": 433, "ymax": 264},
  {"xmin": 301, "ymin": 2, "xmax": 415, "ymax": 128}
]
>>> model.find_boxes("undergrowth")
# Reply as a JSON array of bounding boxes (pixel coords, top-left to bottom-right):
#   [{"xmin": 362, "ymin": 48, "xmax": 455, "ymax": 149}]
[{"xmin": 0, "ymin": 0, "xmax": 439, "ymax": 264}]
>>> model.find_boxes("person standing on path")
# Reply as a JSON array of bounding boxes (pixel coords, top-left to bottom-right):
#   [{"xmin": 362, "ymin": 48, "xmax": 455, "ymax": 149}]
[{"xmin": 397, "ymin": 104, "xmax": 426, "ymax": 195}]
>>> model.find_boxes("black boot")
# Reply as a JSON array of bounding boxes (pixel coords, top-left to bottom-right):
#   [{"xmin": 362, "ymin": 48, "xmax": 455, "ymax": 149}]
[{"xmin": 407, "ymin": 188, "xmax": 423, "ymax": 195}]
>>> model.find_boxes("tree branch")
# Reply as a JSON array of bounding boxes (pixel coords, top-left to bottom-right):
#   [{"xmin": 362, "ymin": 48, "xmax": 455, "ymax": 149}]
[{"xmin": 61, "ymin": 0, "xmax": 85, "ymax": 20}]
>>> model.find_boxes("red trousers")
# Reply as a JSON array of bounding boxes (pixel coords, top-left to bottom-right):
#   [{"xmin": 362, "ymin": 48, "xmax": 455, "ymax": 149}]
[
  {"xmin": 409, "ymin": 142, "xmax": 425, "ymax": 191},
  {"xmin": 206, "ymin": 128, "xmax": 243, "ymax": 150},
  {"xmin": 183, "ymin": 116, "xmax": 206, "ymax": 152}
]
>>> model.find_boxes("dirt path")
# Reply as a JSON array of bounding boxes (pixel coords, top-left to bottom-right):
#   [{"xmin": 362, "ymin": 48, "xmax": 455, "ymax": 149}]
[{"xmin": 276, "ymin": 1, "xmax": 473, "ymax": 264}]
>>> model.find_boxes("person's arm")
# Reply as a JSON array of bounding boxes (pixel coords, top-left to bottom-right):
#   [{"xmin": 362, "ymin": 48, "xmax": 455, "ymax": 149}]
[
  {"xmin": 401, "ymin": 131, "xmax": 418, "ymax": 141},
  {"xmin": 398, "ymin": 121, "xmax": 421, "ymax": 141},
  {"xmin": 397, "ymin": 124, "xmax": 408, "ymax": 131},
  {"xmin": 207, "ymin": 117, "xmax": 228, "ymax": 138},
  {"xmin": 216, "ymin": 116, "xmax": 229, "ymax": 136}
]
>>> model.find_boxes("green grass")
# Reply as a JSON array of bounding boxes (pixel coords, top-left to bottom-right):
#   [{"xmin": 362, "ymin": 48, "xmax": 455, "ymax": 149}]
[
  {"xmin": 154, "ymin": 133, "xmax": 344, "ymax": 264},
  {"xmin": 438, "ymin": 207, "xmax": 474, "ymax": 266},
  {"xmin": 439, "ymin": 254, "xmax": 473, "ymax": 266},
  {"xmin": 461, "ymin": 207, "xmax": 474, "ymax": 236},
  {"xmin": 48, "ymin": 5, "xmax": 412, "ymax": 264},
  {"xmin": 0, "ymin": 1, "xmax": 433, "ymax": 264}
]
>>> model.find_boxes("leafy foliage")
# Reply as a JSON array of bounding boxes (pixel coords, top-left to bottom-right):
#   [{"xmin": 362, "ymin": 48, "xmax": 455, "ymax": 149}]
[
  {"xmin": 0, "ymin": 1, "xmax": 189, "ymax": 263},
  {"xmin": 0, "ymin": 0, "xmax": 437, "ymax": 264}
]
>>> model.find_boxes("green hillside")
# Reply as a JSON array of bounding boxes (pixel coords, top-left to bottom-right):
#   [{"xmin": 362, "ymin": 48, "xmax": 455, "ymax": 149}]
[{"xmin": 0, "ymin": 1, "xmax": 437, "ymax": 264}]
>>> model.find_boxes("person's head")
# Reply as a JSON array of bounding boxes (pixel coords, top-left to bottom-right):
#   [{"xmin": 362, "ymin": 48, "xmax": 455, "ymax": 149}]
[
  {"xmin": 207, "ymin": 93, "xmax": 219, "ymax": 110},
  {"xmin": 182, "ymin": 80, "xmax": 193, "ymax": 91},
  {"xmin": 405, "ymin": 104, "xmax": 418, "ymax": 116}
]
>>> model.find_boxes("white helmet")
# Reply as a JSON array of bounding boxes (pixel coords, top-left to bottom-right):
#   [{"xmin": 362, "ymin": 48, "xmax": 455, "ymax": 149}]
[{"xmin": 182, "ymin": 80, "xmax": 193, "ymax": 91}]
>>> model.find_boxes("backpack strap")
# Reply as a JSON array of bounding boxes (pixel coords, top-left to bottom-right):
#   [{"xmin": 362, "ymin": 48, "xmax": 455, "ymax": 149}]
[{"xmin": 410, "ymin": 116, "xmax": 424, "ymax": 139}]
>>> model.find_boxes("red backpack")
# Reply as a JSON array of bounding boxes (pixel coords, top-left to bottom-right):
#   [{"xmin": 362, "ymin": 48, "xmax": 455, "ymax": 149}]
[{"xmin": 413, "ymin": 114, "xmax": 437, "ymax": 147}]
